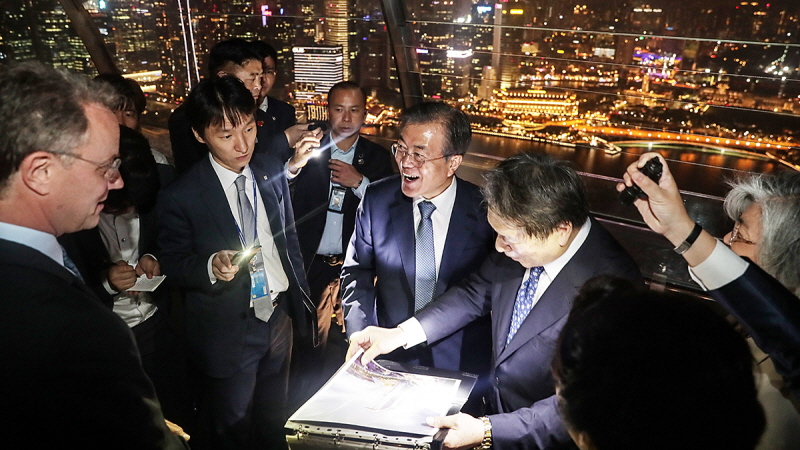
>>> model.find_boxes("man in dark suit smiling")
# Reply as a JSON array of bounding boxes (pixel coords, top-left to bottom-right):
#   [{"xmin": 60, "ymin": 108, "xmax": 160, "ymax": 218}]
[
  {"xmin": 157, "ymin": 75, "xmax": 317, "ymax": 449},
  {"xmin": 341, "ymin": 102, "xmax": 495, "ymax": 391}
]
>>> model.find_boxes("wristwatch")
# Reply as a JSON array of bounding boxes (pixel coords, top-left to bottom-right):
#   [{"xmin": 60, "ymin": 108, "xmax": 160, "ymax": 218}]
[
  {"xmin": 674, "ymin": 222, "xmax": 703, "ymax": 255},
  {"xmin": 475, "ymin": 416, "xmax": 492, "ymax": 449}
]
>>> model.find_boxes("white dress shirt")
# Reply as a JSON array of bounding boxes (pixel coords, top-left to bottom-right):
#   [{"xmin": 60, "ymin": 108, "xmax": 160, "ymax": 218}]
[
  {"xmin": 0, "ymin": 222, "xmax": 63, "ymax": 267},
  {"xmin": 206, "ymin": 154, "xmax": 289, "ymax": 300},
  {"xmin": 97, "ymin": 211, "xmax": 157, "ymax": 328},
  {"xmin": 688, "ymin": 239, "xmax": 749, "ymax": 291}
]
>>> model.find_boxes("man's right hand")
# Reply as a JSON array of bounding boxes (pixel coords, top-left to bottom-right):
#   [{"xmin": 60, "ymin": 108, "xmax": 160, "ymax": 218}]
[
  {"xmin": 287, "ymin": 127, "xmax": 323, "ymax": 174},
  {"xmin": 107, "ymin": 260, "xmax": 137, "ymax": 291},
  {"xmin": 346, "ymin": 326, "xmax": 407, "ymax": 364},
  {"xmin": 212, "ymin": 250, "xmax": 240, "ymax": 282}
]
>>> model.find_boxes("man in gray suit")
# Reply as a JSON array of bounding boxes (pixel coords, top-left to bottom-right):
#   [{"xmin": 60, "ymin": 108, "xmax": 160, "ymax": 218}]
[{"xmin": 349, "ymin": 152, "xmax": 642, "ymax": 450}]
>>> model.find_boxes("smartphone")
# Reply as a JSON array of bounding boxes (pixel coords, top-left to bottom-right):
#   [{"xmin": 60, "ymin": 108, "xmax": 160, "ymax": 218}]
[{"xmin": 232, "ymin": 245, "xmax": 262, "ymax": 267}]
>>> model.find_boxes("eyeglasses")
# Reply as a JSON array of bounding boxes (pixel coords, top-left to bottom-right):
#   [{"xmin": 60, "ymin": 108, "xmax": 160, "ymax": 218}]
[
  {"xmin": 59, "ymin": 153, "xmax": 122, "ymax": 183},
  {"xmin": 729, "ymin": 220, "xmax": 757, "ymax": 246},
  {"xmin": 391, "ymin": 142, "xmax": 447, "ymax": 168}
]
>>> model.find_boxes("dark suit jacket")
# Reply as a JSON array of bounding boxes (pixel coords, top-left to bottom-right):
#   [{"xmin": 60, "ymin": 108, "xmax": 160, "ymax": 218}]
[
  {"xmin": 157, "ymin": 153, "xmax": 316, "ymax": 378},
  {"xmin": 290, "ymin": 135, "xmax": 394, "ymax": 268},
  {"xmin": 169, "ymin": 104, "xmax": 292, "ymax": 175},
  {"xmin": 257, "ymin": 96, "xmax": 297, "ymax": 163},
  {"xmin": 710, "ymin": 260, "xmax": 800, "ymax": 401},
  {"xmin": 341, "ymin": 176, "xmax": 495, "ymax": 374},
  {"xmin": 0, "ymin": 239, "xmax": 186, "ymax": 449},
  {"xmin": 416, "ymin": 218, "xmax": 643, "ymax": 450}
]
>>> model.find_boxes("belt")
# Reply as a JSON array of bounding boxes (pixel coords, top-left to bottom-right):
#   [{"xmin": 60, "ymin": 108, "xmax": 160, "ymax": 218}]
[{"xmin": 317, "ymin": 254, "xmax": 344, "ymax": 266}]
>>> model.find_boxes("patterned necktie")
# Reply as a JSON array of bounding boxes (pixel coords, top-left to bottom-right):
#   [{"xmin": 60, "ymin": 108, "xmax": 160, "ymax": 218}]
[
  {"xmin": 61, "ymin": 246, "xmax": 84, "ymax": 282},
  {"xmin": 414, "ymin": 201, "xmax": 437, "ymax": 312},
  {"xmin": 506, "ymin": 266, "xmax": 545, "ymax": 345}
]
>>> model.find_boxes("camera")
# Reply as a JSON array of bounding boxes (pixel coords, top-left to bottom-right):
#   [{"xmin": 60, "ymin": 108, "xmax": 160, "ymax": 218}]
[{"xmin": 619, "ymin": 157, "xmax": 663, "ymax": 206}]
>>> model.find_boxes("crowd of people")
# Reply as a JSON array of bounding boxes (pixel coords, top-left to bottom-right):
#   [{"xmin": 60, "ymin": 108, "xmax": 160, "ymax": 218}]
[{"xmin": 1, "ymin": 36, "xmax": 798, "ymax": 450}]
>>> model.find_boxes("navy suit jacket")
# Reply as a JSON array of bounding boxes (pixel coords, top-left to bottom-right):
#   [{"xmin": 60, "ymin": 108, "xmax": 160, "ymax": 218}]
[
  {"xmin": 169, "ymin": 104, "xmax": 292, "ymax": 175},
  {"xmin": 341, "ymin": 176, "xmax": 495, "ymax": 374},
  {"xmin": 258, "ymin": 96, "xmax": 297, "ymax": 163},
  {"xmin": 710, "ymin": 260, "xmax": 800, "ymax": 401},
  {"xmin": 157, "ymin": 154, "xmax": 316, "ymax": 378},
  {"xmin": 0, "ymin": 239, "xmax": 186, "ymax": 449},
  {"xmin": 290, "ymin": 135, "xmax": 394, "ymax": 268},
  {"xmin": 416, "ymin": 218, "xmax": 643, "ymax": 450}
]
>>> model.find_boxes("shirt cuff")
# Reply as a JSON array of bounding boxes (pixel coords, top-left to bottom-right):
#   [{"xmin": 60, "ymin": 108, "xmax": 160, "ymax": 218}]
[
  {"xmin": 398, "ymin": 318, "xmax": 427, "ymax": 349},
  {"xmin": 353, "ymin": 175, "xmax": 370, "ymax": 199},
  {"xmin": 688, "ymin": 240, "xmax": 749, "ymax": 291},
  {"xmin": 207, "ymin": 253, "xmax": 218, "ymax": 285},
  {"xmin": 284, "ymin": 160, "xmax": 301, "ymax": 179},
  {"xmin": 102, "ymin": 277, "xmax": 118, "ymax": 295}
]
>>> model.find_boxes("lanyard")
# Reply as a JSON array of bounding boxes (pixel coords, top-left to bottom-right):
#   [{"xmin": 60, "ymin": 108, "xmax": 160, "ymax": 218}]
[{"xmin": 234, "ymin": 175, "xmax": 259, "ymax": 247}]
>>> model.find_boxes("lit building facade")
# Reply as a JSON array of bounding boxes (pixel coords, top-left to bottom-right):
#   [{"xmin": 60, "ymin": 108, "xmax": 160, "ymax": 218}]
[
  {"xmin": 495, "ymin": 88, "xmax": 579, "ymax": 118},
  {"xmin": 292, "ymin": 45, "xmax": 344, "ymax": 100}
]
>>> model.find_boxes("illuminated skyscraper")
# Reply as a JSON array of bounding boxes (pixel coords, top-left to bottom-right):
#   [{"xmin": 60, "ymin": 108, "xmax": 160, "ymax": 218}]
[
  {"xmin": 324, "ymin": 0, "xmax": 350, "ymax": 78},
  {"xmin": 292, "ymin": 45, "xmax": 344, "ymax": 100}
]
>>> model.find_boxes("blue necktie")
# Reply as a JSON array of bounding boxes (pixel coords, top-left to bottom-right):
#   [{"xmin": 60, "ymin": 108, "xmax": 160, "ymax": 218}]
[
  {"xmin": 506, "ymin": 266, "xmax": 545, "ymax": 344},
  {"xmin": 61, "ymin": 246, "xmax": 84, "ymax": 282},
  {"xmin": 415, "ymin": 201, "xmax": 437, "ymax": 312}
]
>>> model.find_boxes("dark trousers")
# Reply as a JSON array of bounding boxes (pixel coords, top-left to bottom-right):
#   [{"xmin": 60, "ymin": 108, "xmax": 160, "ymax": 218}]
[
  {"xmin": 195, "ymin": 301, "xmax": 292, "ymax": 450},
  {"xmin": 288, "ymin": 256, "xmax": 348, "ymax": 413},
  {"xmin": 132, "ymin": 308, "xmax": 194, "ymax": 430}
]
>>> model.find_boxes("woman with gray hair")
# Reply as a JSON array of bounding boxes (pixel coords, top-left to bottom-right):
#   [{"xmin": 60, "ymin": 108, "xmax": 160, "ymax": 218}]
[{"xmin": 723, "ymin": 172, "xmax": 800, "ymax": 296}]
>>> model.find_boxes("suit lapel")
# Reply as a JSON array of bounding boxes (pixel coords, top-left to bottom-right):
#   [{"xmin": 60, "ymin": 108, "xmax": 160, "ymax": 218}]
[
  {"xmin": 493, "ymin": 261, "xmax": 526, "ymax": 360},
  {"xmin": 437, "ymin": 179, "xmax": 476, "ymax": 296},
  {"xmin": 388, "ymin": 189, "xmax": 416, "ymax": 299},
  {"xmin": 496, "ymin": 259, "xmax": 582, "ymax": 365},
  {"xmin": 197, "ymin": 159, "xmax": 242, "ymax": 251}
]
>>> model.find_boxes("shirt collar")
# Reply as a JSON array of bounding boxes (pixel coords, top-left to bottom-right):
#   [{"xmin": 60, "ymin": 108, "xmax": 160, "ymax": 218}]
[
  {"xmin": 541, "ymin": 217, "xmax": 592, "ymax": 277},
  {"xmin": 329, "ymin": 133, "xmax": 359, "ymax": 155},
  {"xmin": 412, "ymin": 176, "xmax": 458, "ymax": 217},
  {"xmin": 209, "ymin": 152, "xmax": 253, "ymax": 191},
  {"xmin": 0, "ymin": 221, "xmax": 64, "ymax": 267}
]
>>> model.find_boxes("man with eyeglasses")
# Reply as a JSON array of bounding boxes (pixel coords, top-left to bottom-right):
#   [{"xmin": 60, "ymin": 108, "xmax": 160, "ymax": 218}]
[
  {"xmin": 340, "ymin": 102, "xmax": 494, "ymax": 411},
  {"xmin": 0, "ymin": 62, "xmax": 187, "ymax": 448}
]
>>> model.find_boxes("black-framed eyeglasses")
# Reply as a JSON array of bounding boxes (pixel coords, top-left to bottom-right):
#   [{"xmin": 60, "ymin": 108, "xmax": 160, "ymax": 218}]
[
  {"xmin": 391, "ymin": 142, "xmax": 447, "ymax": 168},
  {"xmin": 59, "ymin": 153, "xmax": 122, "ymax": 183},
  {"xmin": 729, "ymin": 220, "xmax": 757, "ymax": 246}
]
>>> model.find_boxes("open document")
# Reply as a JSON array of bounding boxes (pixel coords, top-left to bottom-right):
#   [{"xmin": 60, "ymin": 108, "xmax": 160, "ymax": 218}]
[{"xmin": 288, "ymin": 350, "xmax": 474, "ymax": 436}]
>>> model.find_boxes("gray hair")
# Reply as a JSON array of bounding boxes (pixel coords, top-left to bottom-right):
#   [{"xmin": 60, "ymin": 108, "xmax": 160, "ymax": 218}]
[
  {"xmin": 0, "ymin": 62, "xmax": 117, "ymax": 191},
  {"xmin": 724, "ymin": 171, "xmax": 800, "ymax": 296}
]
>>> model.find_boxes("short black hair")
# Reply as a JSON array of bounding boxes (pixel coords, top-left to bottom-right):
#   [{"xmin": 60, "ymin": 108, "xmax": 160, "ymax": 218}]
[
  {"xmin": 249, "ymin": 40, "xmax": 278, "ymax": 65},
  {"xmin": 327, "ymin": 81, "xmax": 367, "ymax": 106},
  {"xmin": 93, "ymin": 74, "xmax": 146, "ymax": 114},
  {"xmin": 399, "ymin": 102, "xmax": 471, "ymax": 157},
  {"xmin": 184, "ymin": 76, "xmax": 256, "ymax": 139},
  {"xmin": 482, "ymin": 152, "xmax": 588, "ymax": 239},
  {"xmin": 208, "ymin": 38, "xmax": 261, "ymax": 77},
  {"xmin": 103, "ymin": 125, "xmax": 160, "ymax": 214},
  {"xmin": 553, "ymin": 276, "xmax": 765, "ymax": 450}
]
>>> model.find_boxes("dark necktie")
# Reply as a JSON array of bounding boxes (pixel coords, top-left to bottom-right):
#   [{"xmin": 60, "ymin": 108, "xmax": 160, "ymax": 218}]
[
  {"xmin": 506, "ymin": 266, "xmax": 545, "ymax": 344},
  {"xmin": 61, "ymin": 246, "xmax": 84, "ymax": 282},
  {"xmin": 415, "ymin": 201, "xmax": 437, "ymax": 312}
]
